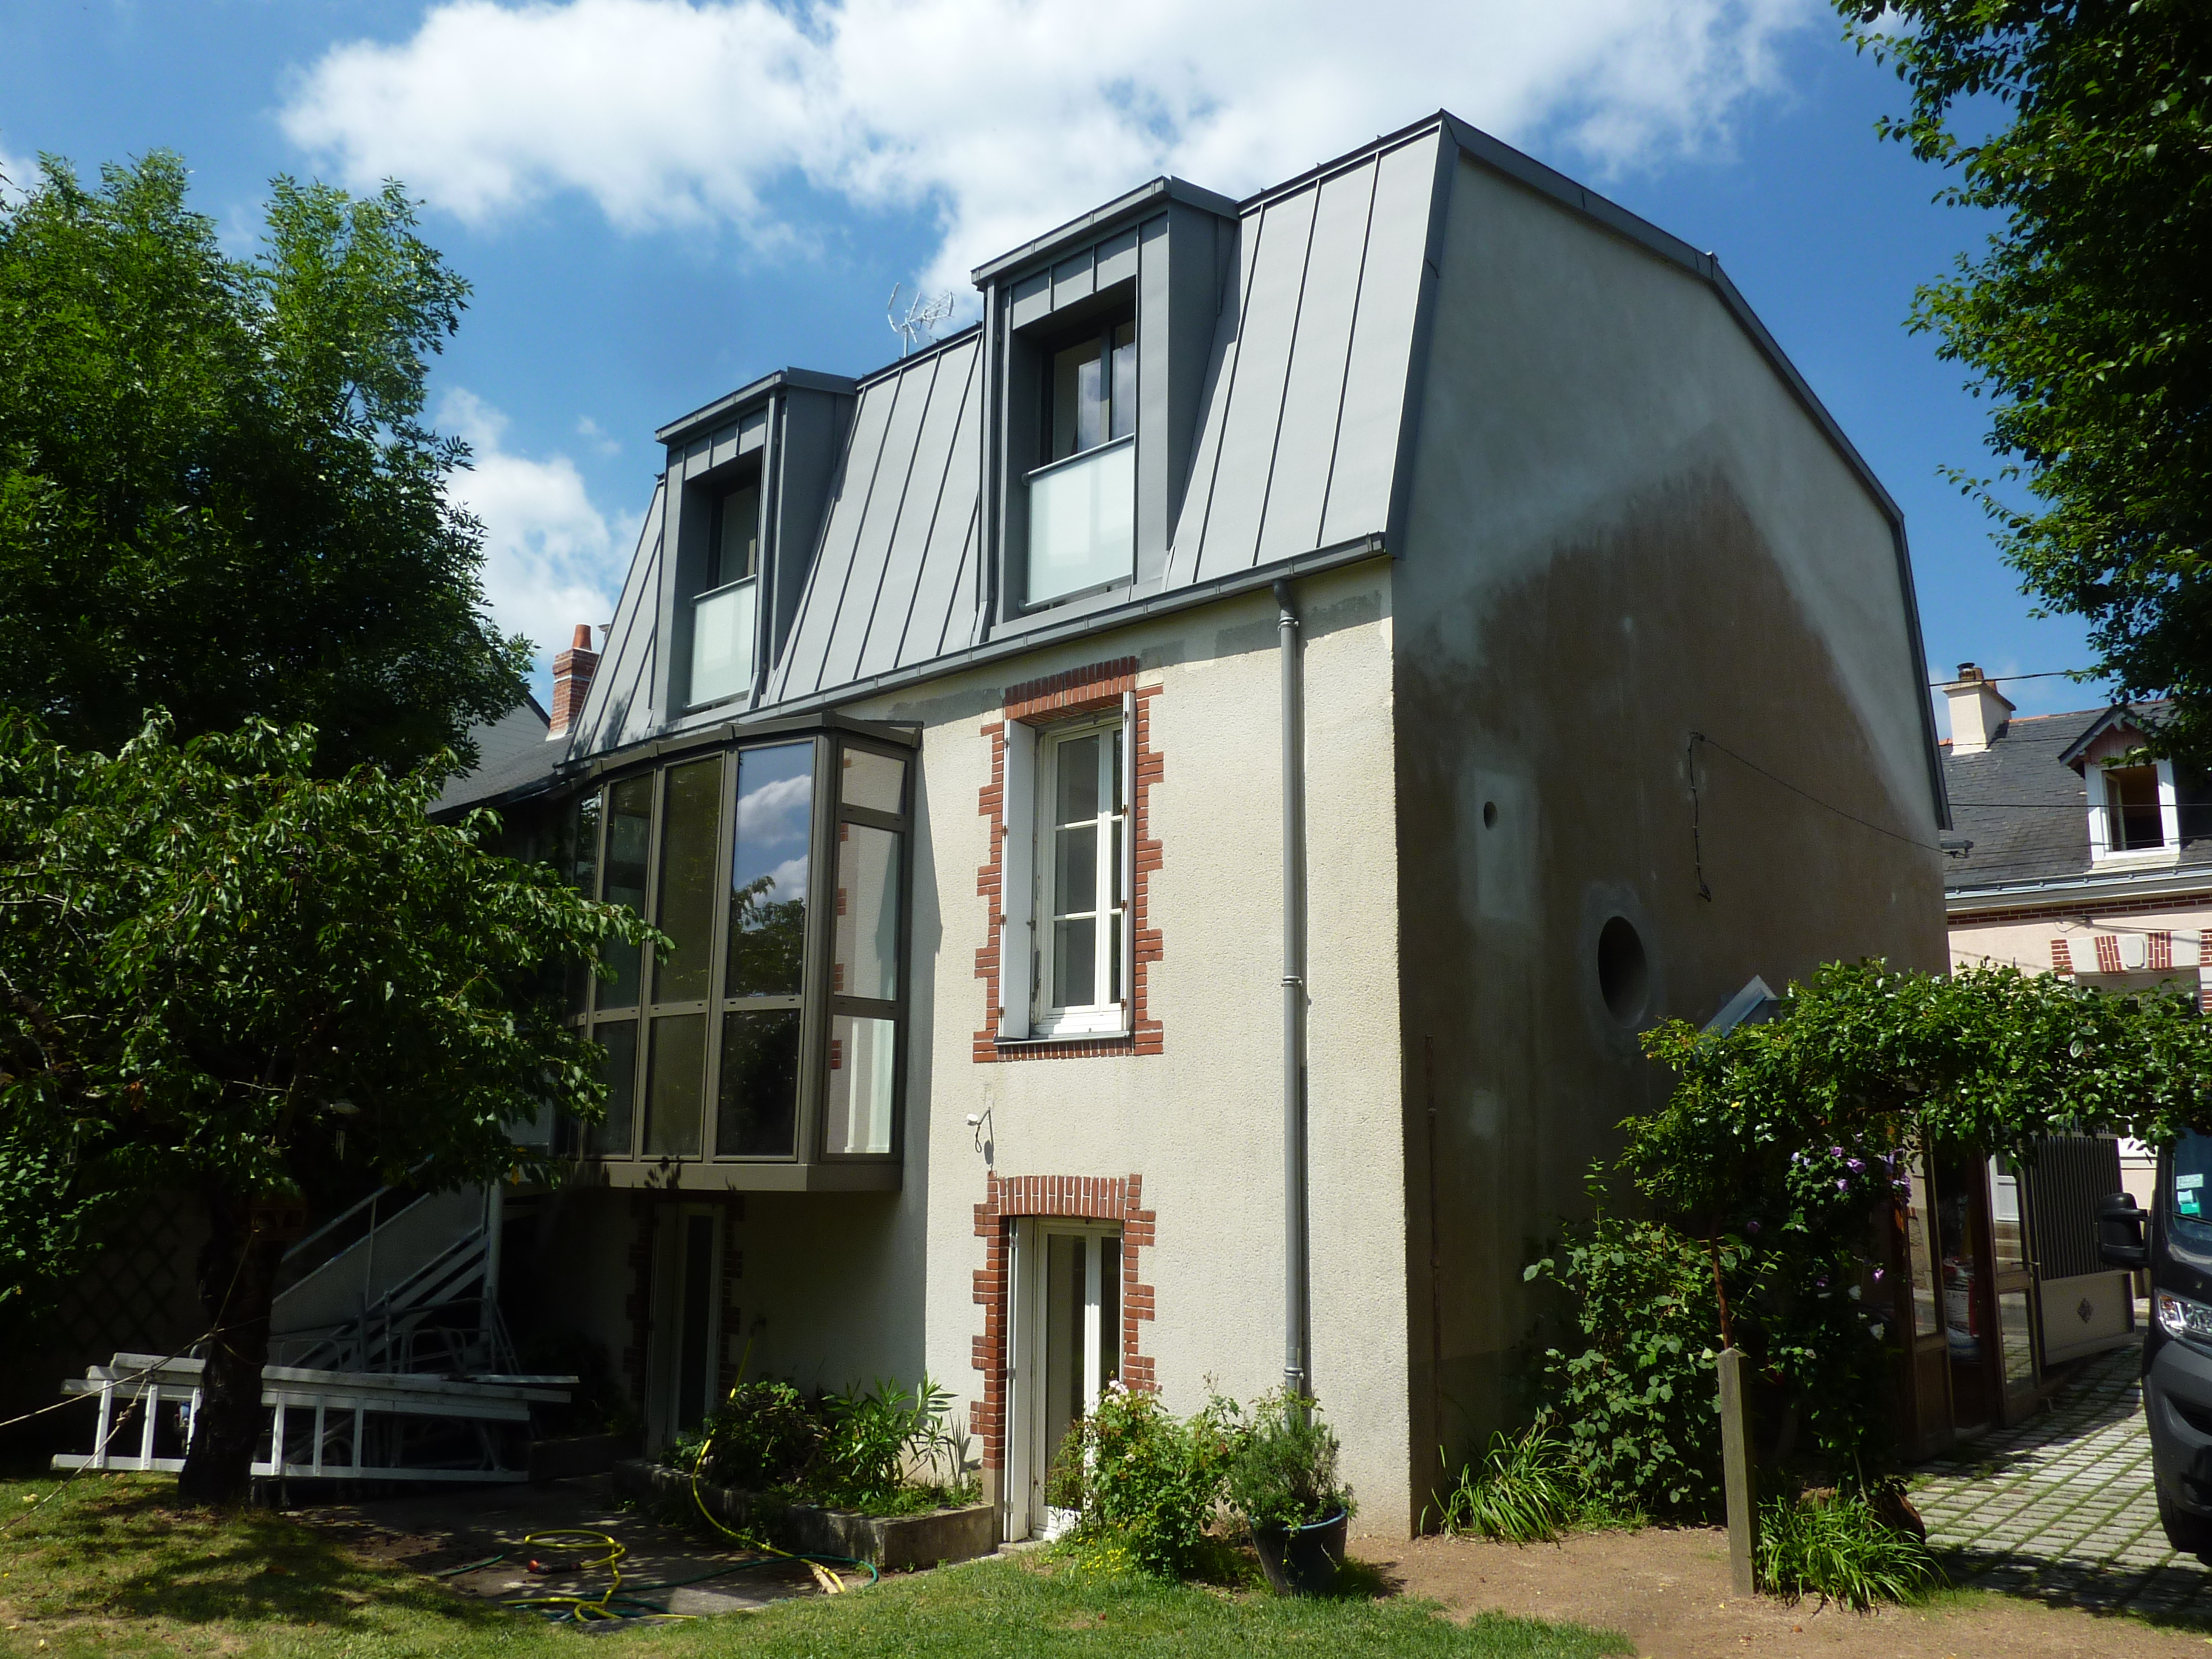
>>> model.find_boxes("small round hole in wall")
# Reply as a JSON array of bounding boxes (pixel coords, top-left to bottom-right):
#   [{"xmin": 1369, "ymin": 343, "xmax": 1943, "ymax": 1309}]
[
  {"xmin": 1597, "ymin": 916, "xmax": 1649, "ymax": 1025},
  {"xmin": 1481, "ymin": 800, "xmax": 1498, "ymax": 829}
]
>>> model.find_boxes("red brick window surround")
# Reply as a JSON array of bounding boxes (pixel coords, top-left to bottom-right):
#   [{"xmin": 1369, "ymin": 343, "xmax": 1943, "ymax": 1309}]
[
  {"xmin": 974, "ymin": 657, "xmax": 1163, "ymax": 1061},
  {"xmin": 970, "ymin": 1172, "xmax": 1157, "ymax": 1473}
]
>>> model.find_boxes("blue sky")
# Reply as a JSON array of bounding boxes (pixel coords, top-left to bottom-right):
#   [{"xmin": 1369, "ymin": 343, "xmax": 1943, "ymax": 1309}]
[{"xmin": 1, "ymin": 0, "xmax": 2110, "ymax": 729}]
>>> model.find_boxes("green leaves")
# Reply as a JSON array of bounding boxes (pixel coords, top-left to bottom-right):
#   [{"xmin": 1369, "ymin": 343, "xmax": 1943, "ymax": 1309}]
[
  {"xmin": 0, "ymin": 709, "xmax": 652, "ymax": 1308},
  {"xmin": 0, "ymin": 152, "xmax": 529, "ymax": 777},
  {"xmin": 1835, "ymin": 0, "xmax": 2212, "ymax": 756}
]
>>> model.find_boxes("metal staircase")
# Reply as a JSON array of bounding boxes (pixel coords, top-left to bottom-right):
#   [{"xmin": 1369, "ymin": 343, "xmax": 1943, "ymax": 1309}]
[
  {"xmin": 269, "ymin": 1181, "xmax": 512, "ymax": 1375},
  {"xmin": 55, "ymin": 1178, "xmax": 571, "ymax": 1486}
]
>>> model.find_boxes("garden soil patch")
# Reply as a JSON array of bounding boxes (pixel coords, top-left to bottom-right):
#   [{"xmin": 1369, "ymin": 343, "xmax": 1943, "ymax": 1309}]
[{"xmin": 1355, "ymin": 1526, "xmax": 2212, "ymax": 1657}]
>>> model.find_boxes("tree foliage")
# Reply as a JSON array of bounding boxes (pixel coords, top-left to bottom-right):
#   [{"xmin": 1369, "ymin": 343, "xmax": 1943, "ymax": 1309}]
[
  {"xmin": 1837, "ymin": 0, "xmax": 2212, "ymax": 752},
  {"xmin": 0, "ymin": 152, "xmax": 529, "ymax": 774},
  {"xmin": 1531, "ymin": 960, "xmax": 2212, "ymax": 1513},
  {"xmin": 0, "ymin": 710, "xmax": 649, "ymax": 1499}
]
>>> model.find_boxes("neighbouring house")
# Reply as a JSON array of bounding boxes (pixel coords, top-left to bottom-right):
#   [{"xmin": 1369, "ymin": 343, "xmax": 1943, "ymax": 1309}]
[
  {"xmin": 1911, "ymin": 666, "xmax": 2188, "ymax": 1447},
  {"xmin": 33, "ymin": 112, "xmax": 1952, "ymax": 1525}
]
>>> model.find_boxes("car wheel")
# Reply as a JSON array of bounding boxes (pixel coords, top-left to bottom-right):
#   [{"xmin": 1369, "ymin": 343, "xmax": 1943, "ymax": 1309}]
[{"xmin": 2159, "ymin": 1487, "xmax": 2212, "ymax": 1557}]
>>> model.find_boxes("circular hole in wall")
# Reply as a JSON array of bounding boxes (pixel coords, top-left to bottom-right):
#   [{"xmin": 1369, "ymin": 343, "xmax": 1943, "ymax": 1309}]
[
  {"xmin": 1481, "ymin": 800, "xmax": 1498, "ymax": 829},
  {"xmin": 1597, "ymin": 916, "xmax": 1649, "ymax": 1025}
]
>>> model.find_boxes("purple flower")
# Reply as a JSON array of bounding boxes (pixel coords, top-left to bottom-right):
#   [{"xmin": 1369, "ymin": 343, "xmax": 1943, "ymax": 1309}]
[
  {"xmin": 1837, "ymin": 1178, "xmax": 1849, "ymax": 1192},
  {"xmin": 1746, "ymin": 1220, "xmax": 1761, "ymax": 1235},
  {"xmin": 1830, "ymin": 1146, "xmax": 1844, "ymax": 1158},
  {"xmin": 1872, "ymin": 1268, "xmax": 1886, "ymax": 1282},
  {"xmin": 1848, "ymin": 1159, "xmax": 1865, "ymax": 1173}
]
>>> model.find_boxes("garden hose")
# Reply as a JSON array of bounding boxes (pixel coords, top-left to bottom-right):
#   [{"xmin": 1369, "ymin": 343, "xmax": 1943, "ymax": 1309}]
[
  {"xmin": 689, "ymin": 1424, "xmax": 880, "ymax": 1593},
  {"xmin": 501, "ymin": 1528, "xmax": 680, "ymax": 1624}
]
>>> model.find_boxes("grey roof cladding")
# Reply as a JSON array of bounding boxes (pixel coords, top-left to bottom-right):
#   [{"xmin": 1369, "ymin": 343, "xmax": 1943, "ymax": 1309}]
[
  {"xmin": 544, "ymin": 107, "xmax": 1915, "ymax": 782},
  {"xmin": 564, "ymin": 478, "xmax": 665, "ymax": 762},
  {"xmin": 1942, "ymin": 705, "xmax": 2212, "ymax": 890},
  {"xmin": 432, "ymin": 694, "xmax": 554, "ymax": 814}
]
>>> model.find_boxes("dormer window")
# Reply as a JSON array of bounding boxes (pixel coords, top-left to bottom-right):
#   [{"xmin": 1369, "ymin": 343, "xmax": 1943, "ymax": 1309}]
[
  {"xmin": 691, "ymin": 461, "xmax": 762, "ymax": 706},
  {"xmin": 1027, "ymin": 309, "xmax": 1137, "ymax": 610},
  {"xmin": 2105, "ymin": 765, "xmax": 2165, "ymax": 852}
]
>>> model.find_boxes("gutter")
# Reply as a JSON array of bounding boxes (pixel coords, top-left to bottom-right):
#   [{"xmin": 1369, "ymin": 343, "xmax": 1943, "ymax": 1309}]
[
  {"xmin": 1947, "ymin": 862, "xmax": 2212, "ymax": 917},
  {"xmin": 1275, "ymin": 578, "xmax": 1311, "ymax": 1400}
]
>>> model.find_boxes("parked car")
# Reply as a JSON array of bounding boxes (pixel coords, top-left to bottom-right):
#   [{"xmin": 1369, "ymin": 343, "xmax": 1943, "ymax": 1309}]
[{"xmin": 2102, "ymin": 1133, "xmax": 2212, "ymax": 1554}]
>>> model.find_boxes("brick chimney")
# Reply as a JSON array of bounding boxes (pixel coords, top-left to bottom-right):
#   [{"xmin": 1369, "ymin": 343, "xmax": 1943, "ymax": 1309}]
[
  {"xmin": 548, "ymin": 624, "xmax": 601, "ymax": 740},
  {"xmin": 1942, "ymin": 663, "xmax": 2016, "ymax": 756}
]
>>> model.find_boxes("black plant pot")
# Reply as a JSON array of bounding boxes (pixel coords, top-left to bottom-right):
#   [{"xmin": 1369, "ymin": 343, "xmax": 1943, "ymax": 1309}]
[{"xmin": 1251, "ymin": 1508, "xmax": 1348, "ymax": 1595}]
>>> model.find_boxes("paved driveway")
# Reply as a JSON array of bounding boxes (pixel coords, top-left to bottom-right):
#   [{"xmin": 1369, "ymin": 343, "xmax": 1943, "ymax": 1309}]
[{"xmin": 1915, "ymin": 1335, "xmax": 2212, "ymax": 1620}]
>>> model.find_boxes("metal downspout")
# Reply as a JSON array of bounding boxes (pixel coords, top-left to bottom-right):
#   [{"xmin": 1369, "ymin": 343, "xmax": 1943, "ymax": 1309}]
[{"xmin": 1275, "ymin": 579, "xmax": 1310, "ymax": 1400}]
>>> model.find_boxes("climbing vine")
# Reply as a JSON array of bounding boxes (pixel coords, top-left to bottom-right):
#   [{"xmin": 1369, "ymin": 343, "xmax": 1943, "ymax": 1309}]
[{"xmin": 1528, "ymin": 960, "xmax": 2212, "ymax": 1512}]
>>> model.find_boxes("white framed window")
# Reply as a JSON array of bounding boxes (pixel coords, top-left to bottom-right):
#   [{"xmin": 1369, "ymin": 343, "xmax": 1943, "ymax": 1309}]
[
  {"xmin": 2090, "ymin": 756, "xmax": 2180, "ymax": 863},
  {"xmin": 996, "ymin": 702, "xmax": 1134, "ymax": 1042}
]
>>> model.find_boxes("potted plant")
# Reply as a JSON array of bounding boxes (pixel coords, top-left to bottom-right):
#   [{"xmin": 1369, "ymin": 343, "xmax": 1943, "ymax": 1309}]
[{"xmin": 1226, "ymin": 1392, "xmax": 1355, "ymax": 1595}]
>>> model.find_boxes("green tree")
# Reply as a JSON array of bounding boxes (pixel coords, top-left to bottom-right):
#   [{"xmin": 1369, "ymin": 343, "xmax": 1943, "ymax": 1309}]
[
  {"xmin": 0, "ymin": 152, "xmax": 529, "ymax": 774},
  {"xmin": 0, "ymin": 711, "xmax": 652, "ymax": 1503},
  {"xmin": 1836, "ymin": 0, "xmax": 2212, "ymax": 752}
]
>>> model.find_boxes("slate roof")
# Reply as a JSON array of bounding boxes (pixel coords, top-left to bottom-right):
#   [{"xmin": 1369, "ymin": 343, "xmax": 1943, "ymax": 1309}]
[
  {"xmin": 1943, "ymin": 705, "xmax": 2212, "ymax": 892},
  {"xmin": 432, "ymin": 694, "xmax": 554, "ymax": 815}
]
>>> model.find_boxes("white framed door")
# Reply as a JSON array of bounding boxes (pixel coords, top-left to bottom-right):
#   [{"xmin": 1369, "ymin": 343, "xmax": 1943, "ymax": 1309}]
[
  {"xmin": 644, "ymin": 1204, "xmax": 724, "ymax": 1449},
  {"xmin": 1005, "ymin": 1219, "xmax": 1121, "ymax": 1540}
]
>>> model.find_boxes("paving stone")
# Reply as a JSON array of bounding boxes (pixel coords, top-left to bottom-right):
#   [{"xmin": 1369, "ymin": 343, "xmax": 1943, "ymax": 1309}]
[{"xmin": 1914, "ymin": 1337, "xmax": 2212, "ymax": 1619}]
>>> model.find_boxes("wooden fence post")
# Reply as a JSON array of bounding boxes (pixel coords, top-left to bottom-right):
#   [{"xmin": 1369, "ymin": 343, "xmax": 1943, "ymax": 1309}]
[{"xmin": 1718, "ymin": 1346, "xmax": 1758, "ymax": 1597}]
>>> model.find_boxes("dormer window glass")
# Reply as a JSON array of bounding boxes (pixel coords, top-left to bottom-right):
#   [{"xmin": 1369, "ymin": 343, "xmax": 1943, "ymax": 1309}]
[
  {"xmin": 711, "ymin": 479, "xmax": 761, "ymax": 587},
  {"xmin": 1028, "ymin": 312, "xmax": 1137, "ymax": 610},
  {"xmin": 1050, "ymin": 321, "xmax": 1136, "ymax": 459},
  {"xmin": 2106, "ymin": 765, "xmax": 2165, "ymax": 851},
  {"xmin": 691, "ymin": 466, "xmax": 762, "ymax": 707}
]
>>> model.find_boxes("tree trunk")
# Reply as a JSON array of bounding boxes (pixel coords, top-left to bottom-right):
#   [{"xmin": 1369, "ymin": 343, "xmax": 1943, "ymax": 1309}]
[{"xmin": 176, "ymin": 1189, "xmax": 290, "ymax": 1506}]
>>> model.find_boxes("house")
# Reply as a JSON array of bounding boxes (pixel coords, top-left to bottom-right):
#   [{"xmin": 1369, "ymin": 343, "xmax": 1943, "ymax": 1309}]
[
  {"xmin": 419, "ymin": 110, "xmax": 1952, "ymax": 1536},
  {"xmin": 1917, "ymin": 668, "xmax": 2196, "ymax": 1443}
]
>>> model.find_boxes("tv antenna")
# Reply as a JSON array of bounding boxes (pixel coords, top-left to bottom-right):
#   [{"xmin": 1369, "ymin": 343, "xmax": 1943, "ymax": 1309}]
[{"xmin": 887, "ymin": 284, "xmax": 954, "ymax": 357}]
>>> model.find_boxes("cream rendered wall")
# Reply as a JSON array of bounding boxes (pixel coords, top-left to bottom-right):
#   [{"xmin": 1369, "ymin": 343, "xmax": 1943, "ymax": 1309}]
[{"xmin": 827, "ymin": 562, "xmax": 1413, "ymax": 1533}]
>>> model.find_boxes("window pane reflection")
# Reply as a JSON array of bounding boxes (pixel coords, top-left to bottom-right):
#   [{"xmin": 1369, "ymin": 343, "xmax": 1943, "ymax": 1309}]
[
  {"xmin": 564, "ymin": 792, "xmax": 602, "ymax": 1016},
  {"xmin": 729, "ymin": 742, "xmax": 812, "ymax": 997},
  {"xmin": 589, "ymin": 1020, "xmax": 637, "ymax": 1158},
  {"xmin": 1998, "ymin": 1290, "xmax": 2036, "ymax": 1392},
  {"xmin": 840, "ymin": 748, "xmax": 906, "ymax": 816},
  {"xmin": 1989, "ymin": 1155, "xmax": 2029, "ymax": 1273},
  {"xmin": 835, "ymin": 824, "xmax": 901, "ymax": 1000},
  {"xmin": 645, "ymin": 1014, "xmax": 706, "ymax": 1158},
  {"xmin": 655, "ymin": 759, "xmax": 722, "ymax": 1003},
  {"xmin": 826, "ymin": 1015, "xmax": 896, "ymax": 1155},
  {"xmin": 602, "ymin": 776, "xmax": 653, "ymax": 1008},
  {"xmin": 1906, "ymin": 1168, "xmax": 1939, "ymax": 1338},
  {"xmin": 717, "ymin": 1009, "xmax": 800, "ymax": 1157}
]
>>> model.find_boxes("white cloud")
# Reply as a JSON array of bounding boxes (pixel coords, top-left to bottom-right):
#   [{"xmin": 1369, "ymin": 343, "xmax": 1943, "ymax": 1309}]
[
  {"xmin": 575, "ymin": 415, "xmax": 623, "ymax": 457},
  {"xmin": 281, "ymin": 0, "xmax": 1815, "ymax": 294},
  {"xmin": 0, "ymin": 143, "xmax": 38, "ymax": 206},
  {"xmin": 438, "ymin": 388, "xmax": 628, "ymax": 669}
]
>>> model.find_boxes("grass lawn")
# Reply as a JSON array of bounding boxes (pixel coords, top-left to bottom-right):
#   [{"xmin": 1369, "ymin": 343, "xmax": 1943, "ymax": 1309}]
[{"xmin": 0, "ymin": 1473, "xmax": 1629, "ymax": 1658}]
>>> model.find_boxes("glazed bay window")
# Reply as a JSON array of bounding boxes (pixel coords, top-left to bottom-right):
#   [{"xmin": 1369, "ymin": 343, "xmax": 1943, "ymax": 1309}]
[
  {"xmin": 691, "ymin": 471, "xmax": 762, "ymax": 707},
  {"xmin": 999, "ymin": 708, "xmax": 1133, "ymax": 1041},
  {"xmin": 558, "ymin": 722, "xmax": 911, "ymax": 1184},
  {"xmin": 1026, "ymin": 317, "xmax": 1136, "ymax": 608}
]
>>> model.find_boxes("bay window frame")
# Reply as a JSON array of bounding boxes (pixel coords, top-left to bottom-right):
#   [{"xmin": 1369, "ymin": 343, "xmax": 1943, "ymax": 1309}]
[{"xmin": 557, "ymin": 712, "xmax": 913, "ymax": 1188}]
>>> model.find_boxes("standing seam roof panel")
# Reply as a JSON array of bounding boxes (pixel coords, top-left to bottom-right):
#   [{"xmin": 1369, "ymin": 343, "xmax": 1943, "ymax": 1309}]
[
  {"xmin": 566, "ymin": 481, "xmax": 663, "ymax": 762},
  {"xmin": 1163, "ymin": 208, "xmax": 1261, "ymax": 584},
  {"xmin": 858, "ymin": 344, "xmax": 975, "ymax": 680},
  {"xmin": 1192, "ymin": 187, "xmax": 1319, "ymax": 583},
  {"xmin": 773, "ymin": 377, "xmax": 899, "ymax": 700},
  {"xmin": 825, "ymin": 358, "xmax": 940, "ymax": 688},
  {"xmin": 1318, "ymin": 136, "xmax": 1437, "ymax": 548},
  {"xmin": 890, "ymin": 340, "xmax": 984, "ymax": 671},
  {"xmin": 1257, "ymin": 161, "xmax": 1379, "ymax": 563}
]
